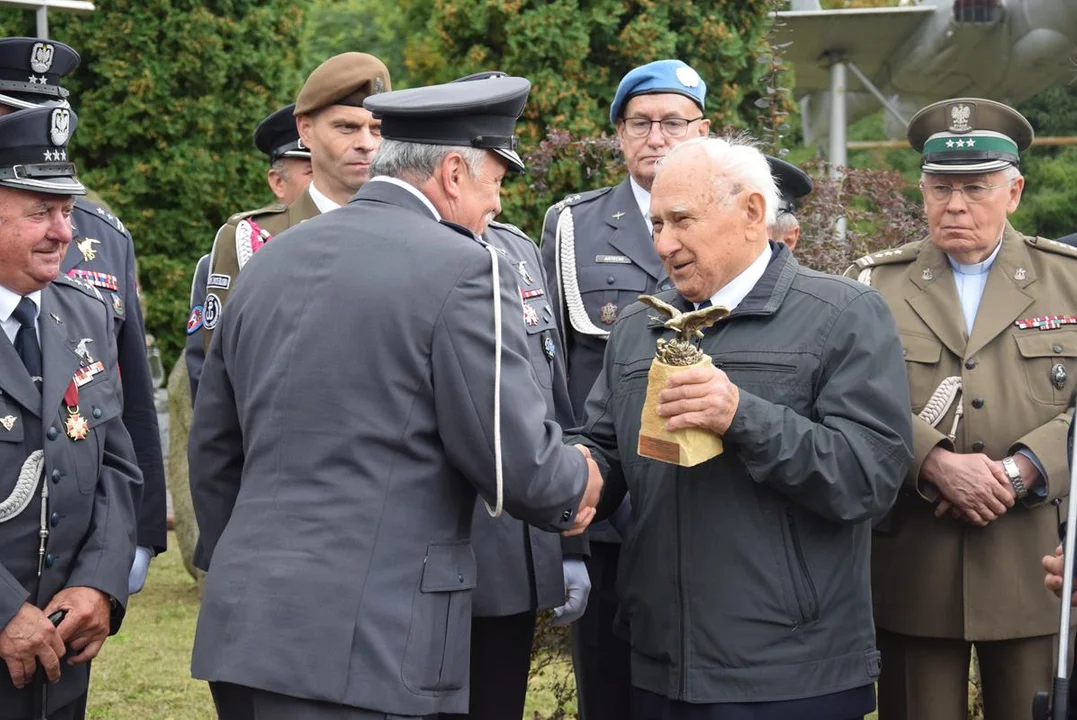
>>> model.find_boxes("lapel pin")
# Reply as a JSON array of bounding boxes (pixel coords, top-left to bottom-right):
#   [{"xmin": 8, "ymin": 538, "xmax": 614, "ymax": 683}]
[
  {"xmin": 0, "ymin": 415, "xmax": 15, "ymax": 431},
  {"xmin": 50, "ymin": 313, "xmax": 62, "ymax": 324},
  {"xmin": 612, "ymin": 211, "xmax": 626, "ymax": 220},
  {"xmin": 1014, "ymin": 267, "xmax": 1027, "ymax": 281},
  {"xmin": 921, "ymin": 267, "xmax": 933, "ymax": 281}
]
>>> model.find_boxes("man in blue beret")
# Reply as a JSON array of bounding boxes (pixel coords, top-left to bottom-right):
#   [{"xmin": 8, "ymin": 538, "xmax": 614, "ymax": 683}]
[
  {"xmin": 0, "ymin": 36, "xmax": 166, "ymax": 596},
  {"xmin": 539, "ymin": 58, "xmax": 709, "ymax": 720}
]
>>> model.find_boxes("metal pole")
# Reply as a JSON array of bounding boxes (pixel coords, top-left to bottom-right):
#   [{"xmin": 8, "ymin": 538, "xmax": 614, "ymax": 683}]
[
  {"xmin": 828, "ymin": 55, "xmax": 847, "ymax": 241},
  {"xmin": 36, "ymin": 5, "xmax": 48, "ymax": 39},
  {"xmin": 846, "ymin": 60, "xmax": 908, "ymax": 129}
]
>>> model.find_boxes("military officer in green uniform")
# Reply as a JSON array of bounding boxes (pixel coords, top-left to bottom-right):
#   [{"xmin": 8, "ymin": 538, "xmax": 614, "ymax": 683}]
[
  {"xmin": 201, "ymin": 52, "xmax": 390, "ymax": 351},
  {"xmin": 846, "ymin": 98, "xmax": 1077, "ymax": 720}
]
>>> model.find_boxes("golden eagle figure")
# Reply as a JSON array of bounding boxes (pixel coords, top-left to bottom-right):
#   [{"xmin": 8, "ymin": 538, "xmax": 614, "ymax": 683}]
[{"xmin": 638, "ymin": 294, "xmax": 730, "ymax": 366}]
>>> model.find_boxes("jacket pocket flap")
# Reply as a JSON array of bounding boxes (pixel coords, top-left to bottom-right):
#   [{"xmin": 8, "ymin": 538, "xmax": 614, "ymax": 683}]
[
  {"xmin": 577, "ymin": 265, "xmax": 649, "ymax": 293},
  {"xmin": 75, "ymin": 380, "xmax": 121, "ymax": 430},
  {"xmin": 902, "ymin": 334, "xmax": 942, "ymax": 364},
  {"xmin": 1015, "ymin": 330, "xmax": 1077, "ymax": 359},
  {"xmin": 420, "ymin": 542, "xmax": 477, "ymax": 592}
]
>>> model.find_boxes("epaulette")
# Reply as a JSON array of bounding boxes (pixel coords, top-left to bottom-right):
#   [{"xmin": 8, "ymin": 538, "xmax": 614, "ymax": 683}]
[
  {"xmin": 549, "ymin": 186, "xmax": 615, "ymax": 213},
  {"xmin": 55, "ymin": 273, "xmax": 107, "ymax": 304},
  {"xmin": 1027, "ymin": 236, "xmax": 1077, "ymax": 259},
  {"xmin": 226, "ymin": 203, "xmax": 287, "ymax": 226},
  {"xmin": 487, "ymin": 220, "xmax": 534, "ymax": 243},
  {"xmin": 851, "ymin": 242, "xmax": 921, "ymax": 270},
  {"xmin": 74, "ymin": 197, "xmax": 129, "ymax": 236}
]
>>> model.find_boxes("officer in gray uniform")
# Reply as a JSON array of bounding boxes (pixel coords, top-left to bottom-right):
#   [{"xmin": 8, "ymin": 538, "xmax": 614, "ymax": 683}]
[
  {"xmin": 765, "ymin": 155, "xmax": 813, "ymax": 251},
  {"xmin": 190, "ymin": 74, "xmax": 601, "ymax": 719},
  {"xmin": 0, "ymin": 106, "xmax": 141, "ymax": 720},
  {"xmin": 0, "ymin": 37, "xmax": 165, "ymax": 592},
  {"xmin": 186, "ymin": 103, "xmax": 313, "ymax": 401},
  {"xmin": 539, "ymin": 59, "xmax": 709, "ymax": 720}
]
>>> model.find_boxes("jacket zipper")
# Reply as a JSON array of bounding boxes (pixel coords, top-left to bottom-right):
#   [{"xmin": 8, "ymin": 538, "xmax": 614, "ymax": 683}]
[
  {"xmin": 717, "ymin": 360, "xmax": 797, "ymax": 374},
  {"xmin": 785, "ymin": 510, "xmax": 819, "ymax": 625},
  {"xmin": 677, "ymin": 472, "xmax": 688, "ymax": 698}
]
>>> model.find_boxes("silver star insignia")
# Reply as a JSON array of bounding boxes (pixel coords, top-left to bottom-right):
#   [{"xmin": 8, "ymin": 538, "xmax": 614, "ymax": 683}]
[
  {"xmin": 955, "ymin": 140, "xmax": 965, "ymax": 148},
  {"xmin": 58, "ymin": 150, "xmax": 66, "ymax": 161},
  {"xmin": 96, "ymin": 207, "xmax": 105, "ymax": 215},
  {"xmin": 966, "ymin": 139, "xmax": 975, "ymax": 147},
  {"xmin": 945, "ymin": 139, "xmax": 954, "ymax": 148}
]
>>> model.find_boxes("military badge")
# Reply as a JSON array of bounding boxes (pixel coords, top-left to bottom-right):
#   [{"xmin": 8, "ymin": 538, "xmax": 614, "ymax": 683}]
[
  {"xmin": 73, "ymin": 361, "xmax": 104, "ymax": 388},
  {"xmin": 921, "ymin": 267, "xmax": 933, "ymax": 281},
  {"xmin": 611, "ymin": 212, "xmax": 626, "ymax": 220},
  {"xmin": 542, "ymin": 333, "xmax": 556, "ymax": 361},
  {"xmin": 187, "ymin": 305, "xmax": 204, "ymax": 335},
  {"xmin": 1053, "ymin": 363, "xmax": 1068, "ymax": 390},
  {"xmin": 66, "ymin": 269, "xmax": 119, "ymax": 291},
  {"xmin": 1014, "ymin": 315, "xmax": 1077, "ymax": 331},
  {"xmin": 111, "ymin": 293, "xmax": 124, "ymax": 318},
  {"xmin": 76, "ymin": 237, "xmax": 100, "ymax": 262},
  {"xmin": 49, "ymin": 108, "xmax": 70, "ymax": 146},
  {"xmin": 1014, "ymin": 267, "xmax": 1027, "ymax": 281},
  {"xmin": 520, "ymin": 287, "xmax": 544, "ymax": 300},
  {"xmin": 676, "ymin": 66, "xmax": 702, "ymax": 88},
  {"xmin": 49, "ymin": 313, "xmax": 62, "ymax": 325},
  {"xmin": 203, "ymin": 293, "xmax": 222, "ymax": 330},
  {"xmin": 62, "ymin": 382, "xmax": 87, "ymax": 441},
  {"xmin": 523, "ymin": 304, "xmax": 540, "ymax": 327},
  {"xmin": 73, "ymin": 338, "xmax": 94, "ymax": 364},
  {"xmin": 599, "ymin": 302, "xmax": 618, "ymax": 325},
  {"xmin": 0, "ymin": 416, "xmax": 15, "ymax": 431},
  {"xmin": 207, "ymin": 274, "xmax": 232, "ymax": 290},
  {"xmin": 373, "ymin": 75, "xmax": 386, "ymax": 94},
  {"xmin": 948, "ymin": 102, "xmax": 974, "ymax": 133},
  {"xmin": 542, "ymin": 304, "xmax": 553, "ymax": 321},
  {"xmin": 30, "ymin": 43, "xmax": 54, "ymax": 74},
  {"xmin": 513, "ymin": 261, "xmax": 534, "ymax": 286}
]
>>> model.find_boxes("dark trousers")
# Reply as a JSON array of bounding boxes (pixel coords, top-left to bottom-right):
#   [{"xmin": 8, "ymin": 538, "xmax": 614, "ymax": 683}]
[
  {"xmin": 572, "ymin": 541, "xmax": 632, "ymax": 720},
  {"xmin": 209, "ymin": 682, "xmax": 429, "ymax": 720},
  {"xmin": 437, "ymin": 611, "xmax": 537, "ymax": 720},
  {"xmin": 631, "ymin": 685, "xmax": 873, "ymax": 720},
  {"xmin": 1, "ymin": 691, "xmax": 87, "ymax": 720}
]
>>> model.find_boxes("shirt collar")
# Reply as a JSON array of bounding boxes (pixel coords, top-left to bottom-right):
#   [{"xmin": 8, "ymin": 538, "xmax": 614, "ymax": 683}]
[
  {"xmin": 696, "ymin": 245, "xmax": 772, "ymax": 313},
  {"xmin": 366, "ymin": 176, "xmax": 442, "ymax": 221},
  {"xmin": 628, "ymin": 176, "xmax": 652, "ymax": 231},
  {"xmin": 307, "ymin": 182, "xmax": 343, "ymax": 214},
  {"xmin": 0, "ymin": 284, "xmax": 41, "ymax": 323},
  {"xmin": 947, "ymin": 234, "xmax": 1003, "ymax": 276}
]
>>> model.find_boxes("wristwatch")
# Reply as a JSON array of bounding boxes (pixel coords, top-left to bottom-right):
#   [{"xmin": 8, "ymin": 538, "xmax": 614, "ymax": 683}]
[{"xmin": 1002, "ymin": 456, "xmax": 1028, "ymax": 500}]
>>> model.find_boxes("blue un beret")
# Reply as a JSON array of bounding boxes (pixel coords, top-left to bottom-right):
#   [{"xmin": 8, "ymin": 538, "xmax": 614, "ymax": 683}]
[{"xmin": 609, "ymin": 59, "xmax": 706, "ymax": 125}]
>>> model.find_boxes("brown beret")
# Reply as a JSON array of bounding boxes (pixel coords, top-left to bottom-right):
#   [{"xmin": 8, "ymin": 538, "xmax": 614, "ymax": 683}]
[{"xmin": 294, "ymin": 53, "xmax": 391, "ymax": 116}]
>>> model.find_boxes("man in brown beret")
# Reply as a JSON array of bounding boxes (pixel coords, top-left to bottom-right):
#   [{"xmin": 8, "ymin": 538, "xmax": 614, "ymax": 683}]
[{"xmin": 200, "ymin": 52, "xmax": 390, "ymax": 352}]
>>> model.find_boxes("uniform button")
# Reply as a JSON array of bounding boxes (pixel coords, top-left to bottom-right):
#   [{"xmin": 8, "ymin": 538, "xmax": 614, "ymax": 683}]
[
  {"xmin": 51, "ymin": 469, "xmax": 62, "ymax": 484},
  {"xmin": 607, "ymin": 276, "xmax": 615, "ymax": 285},
  {"xmin": 1054, "ymin": 345, "xmax": 1064, "ymax": 354},
  {"xmin": 50, "ymin": 512, "xmax": 59, "ymax": 528},
  {"xmin": 46, "ymin": 427, "xmax": 58, "ymax": 440},
  {"xmin": 972, "ymin": 440, "xmax": 986, "ymax": 451},
  {"xmin": 561, "ymin": 509, "xmax": 572, "ymax": 522},
  {"xmin": 457, "ymin": 573, "xmax": 464, "ymax": 583},
  {"xmin": 965, "ymin": 359, "xmax": 977, "ymax": 370},
  {"xmin": 44, "ymin": 554, "xmax": 55, "ymax": 569},
  {"xmin": 971, "ymin": 398, "xmax": 984, "ymax": 409},
  {"xmin": 92, "ymin": 407, "xmax": 102, "ymax": 419}
]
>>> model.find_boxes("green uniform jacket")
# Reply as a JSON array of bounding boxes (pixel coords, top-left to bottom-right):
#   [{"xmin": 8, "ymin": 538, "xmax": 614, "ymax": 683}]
[
  {"xmin": 846, "ymin": 223, "xmax": 1075, "ymax": 640},
  {"xmin": 202, "ymin": 187, "xmax": 320, "ymax": 351}
]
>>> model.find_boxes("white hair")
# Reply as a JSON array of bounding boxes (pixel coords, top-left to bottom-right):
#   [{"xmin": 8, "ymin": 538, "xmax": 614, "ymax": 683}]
[
  {"xmin": 768, "ymin": 211, "xmax": 800, "ymax": 240},
  {"xmin": 657, "ymin": 135, "xmax": 780, "ymax": 226},
  {"xmin": 370, "ymin": 139, "xmax": 486, "ymax": 182}
]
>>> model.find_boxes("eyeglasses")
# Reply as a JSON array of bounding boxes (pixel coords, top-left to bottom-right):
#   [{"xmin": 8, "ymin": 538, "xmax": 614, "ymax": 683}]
[
  {"xmin": 621, "ymin": 116, "xmax": 704, "ymax": 139},
  {"xmin": 919, "ymin": 179, "xmax": 1014, "ymax": 203}
]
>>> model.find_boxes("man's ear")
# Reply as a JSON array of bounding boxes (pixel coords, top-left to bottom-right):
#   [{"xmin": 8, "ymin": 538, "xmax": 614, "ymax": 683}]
[
  {"xmin": 266, "ymin": 169, "xmax": 286, "ymax": 203},
  {"xmin": 745, "ymin": 191, "xmax": 767, "ymax": 229},
  {"xmin": 296, "ymin": 113, "xmax": 314, "ymax": 148},
  {"xmin": 440, "ymin": 152, "xmax": 467, "ymax": 201}
]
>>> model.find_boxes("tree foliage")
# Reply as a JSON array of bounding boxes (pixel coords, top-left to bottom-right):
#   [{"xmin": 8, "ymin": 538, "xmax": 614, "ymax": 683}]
[{"xmin": 0, "ymin": 0, "xmax": 307, "ymax": 367}]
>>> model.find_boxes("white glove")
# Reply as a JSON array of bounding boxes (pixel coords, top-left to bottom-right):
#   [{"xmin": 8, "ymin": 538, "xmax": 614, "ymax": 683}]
[
  {"xmin": 127, "ymin": 546, "xmax": 153, "ymax": 595},
  {"xmin": 552, "ymin": 558, "xmax": 591, "ymax": 626}
]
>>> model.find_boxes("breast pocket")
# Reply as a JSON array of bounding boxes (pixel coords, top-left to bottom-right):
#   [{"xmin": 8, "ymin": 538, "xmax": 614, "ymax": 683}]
[
  {"xmin": 68, "ymin": 376, "xmax": 122, "ymax": 495},
  {"xmin": 1014, "ymin": 330, "xmax": 1077, "ymax": 406},
  {"xmin": 578, "ymin": 264, "xmax": 650, "ymax": 328},
  {"xmin": 402, "ymin": 541, "xmax": 477, "ymax": 693},
  {"xmin": 902, "ymin": 334, "xmax": 944, "ymax": 413}
]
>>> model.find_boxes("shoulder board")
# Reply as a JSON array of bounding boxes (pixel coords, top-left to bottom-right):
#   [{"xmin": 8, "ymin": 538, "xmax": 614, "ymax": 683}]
[
  {"xmin": 55, "ymin": 274, "xmax": 107, "ymax": 304},
  {"xmin": 550, "ymin": 186, "xmax": 615, "ymax": 213},
  {"xmin": 486, "ymin": 220, "xmax": 533, "ymax": 243},
  {"xmin": 227, "ymin": 203, "xmax": 287, "ymax": 225},
  {"xmin": 1027, "ymin": 236, "xmax": 1077, "ymax": 259},
  {"xmin": 852, "ymin": 242, "xmax": 921, "ymax": 270},
  {"xmin": 74, "ymin": 197, "xmax": 128, "ymax": 236}
]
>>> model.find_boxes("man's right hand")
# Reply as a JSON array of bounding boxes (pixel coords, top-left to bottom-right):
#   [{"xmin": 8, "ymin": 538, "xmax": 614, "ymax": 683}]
[
  {"xmin": 921, "ymin": 447, "xmax": 1015, "ymax": 526},
  {"xmin": 0, "ymin": 603, "xmax": 65, "ymax": 689},
  {"xmin": 564, "ymin": 445, "xmax": 603, "ymax": 537}
]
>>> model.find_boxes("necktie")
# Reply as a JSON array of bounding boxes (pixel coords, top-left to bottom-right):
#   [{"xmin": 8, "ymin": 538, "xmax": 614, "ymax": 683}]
[
  {"xmin": 697, "ymin": 299, "xmax": 712, "ymax": 310},
  {"xmin": 12, "ymin": 297, "xmax": 42, "ymax": 389}
]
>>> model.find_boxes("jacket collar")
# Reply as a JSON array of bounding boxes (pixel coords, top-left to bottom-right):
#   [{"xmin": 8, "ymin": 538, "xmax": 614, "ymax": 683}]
[{"xmin": 351, "ymin": 177, "xmax": 440, "ymax": 220}]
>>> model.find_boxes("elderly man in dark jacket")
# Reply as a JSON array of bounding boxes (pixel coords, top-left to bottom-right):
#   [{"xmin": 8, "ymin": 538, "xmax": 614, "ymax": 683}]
[{"xmin": 570, "ymin": 136, "xmax": 914, "ymax": 720}]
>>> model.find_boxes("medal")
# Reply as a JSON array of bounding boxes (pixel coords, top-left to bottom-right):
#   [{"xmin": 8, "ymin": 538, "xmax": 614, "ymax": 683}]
[
  {"xmin": 1053, "ymin": 363, "xmax": 1068, "ymax": 390},
  {"xmin": 63, "ymin": 381, "xmax": 87, "ymax": 441},
  {"xmin": 600, "ymin": 302, "xmax": 618, "ymax": 325},
  {"xmin": 0, "ymin": 415, "xmax": 15, "ymax": 431},
  {"xmin": 523, "ymin": 304, "xmax": 540, "ymax": 327}
]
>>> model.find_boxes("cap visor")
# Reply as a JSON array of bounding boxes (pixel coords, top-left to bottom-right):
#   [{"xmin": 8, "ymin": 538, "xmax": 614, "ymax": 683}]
[
  {"xmin": 921, "ymin": 159, "xmax": 1014, "ymax": 175},
  {"xmin": 0, "ymin": 176, "xmax": 86, "ymax": 195},
  {"xmin": 494, "ymin": 147, "xmax": 525, "ymax": 173}
]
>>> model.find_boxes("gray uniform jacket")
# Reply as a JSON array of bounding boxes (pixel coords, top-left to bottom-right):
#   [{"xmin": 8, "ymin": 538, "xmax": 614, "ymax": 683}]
[
  {"xmin": 62, "ymin": 198, "xmax": 166, "ymax": 554},
  {"xmin": 540, "ymin": 178, "xmax": 668, "ymax": 542},
  {"xmin": 0, "ymin": 276, "xmax": 141, "ymax": 717},
  {"xmin": 185, "ymin": 253, "xmax": 210, "ymax": 402},
  {"xmin": 189, "ymin": 181, "xmax": 589, "ymax": 716},
  {"xmin": 470, "ymin": 222, "xmax": 572, "ymax": 617},
  {"xmin": 571, "ymin": 243, "xmax": 914, "ymax": 703}
]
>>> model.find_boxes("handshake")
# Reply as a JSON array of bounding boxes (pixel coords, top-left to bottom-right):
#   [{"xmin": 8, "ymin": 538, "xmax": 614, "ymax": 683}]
[{"xmin": 564, "ymin": 444, "xmax": 604, "ymax": 537}]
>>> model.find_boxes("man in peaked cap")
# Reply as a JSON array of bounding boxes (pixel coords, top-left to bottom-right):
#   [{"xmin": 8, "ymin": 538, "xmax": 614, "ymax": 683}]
[
  {"xmin": 200, "ymin": 51, "xmax": 391, "ymax": 354},
  {"xmin": 845, "ymin": 97, "xmax": 1077, "ymax": 720},
  {"xmin": 0, "ymin": 106, "xmax": 141, "ymax": 720},
  {"xmin": 185, "ymin": 103, "xmax": 313, "ymax": 402},
  {"xmin": 539, "ymin": 58, "xmax": 710, "ymax": 720},
  {"xmin": 189, "ymin": 74, "xmax": 603, "ymax": 719},
  {"xmin": 0, "ymin": 36, "xmax": 166, "ymax": 596},
  {"xmin": 766, "ymin": 155, "xmax": 812, "ymax": 250}
]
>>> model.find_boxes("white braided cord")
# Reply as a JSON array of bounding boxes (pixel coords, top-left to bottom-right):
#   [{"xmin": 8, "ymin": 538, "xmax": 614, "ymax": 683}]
[
  {"xmin": 856, "ymin": 267, "xmax": 873, "ymax": 286},
  {"xmin": 918, "ymin": 376, "xmax": 963, "ymax": 442},
  {"xmin": 483, "ymin": 244, "xmax": 503, "ymax": 519},
  {"xmin": 556, "ymin": 207, "xmax": 610, "ymax": 339},
  {"xmin": 0, "ymin": 450, "xmax": 44, "ymax": 523},
  {"xmin": 235, "ymin": 220, "xmax": 254, "ymax": 270}
]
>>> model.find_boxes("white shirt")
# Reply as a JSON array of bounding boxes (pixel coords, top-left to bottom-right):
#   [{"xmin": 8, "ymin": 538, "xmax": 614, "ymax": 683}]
[
  {"xmin": 629, "ymin": 176, "xmax": 653, "ymax": 234},
  {"xmin": 694, "ymin": 245, "xmax": 771, "ymax": 312},
  {"xmin": 947, "ymin": 238, "xmax": 1002, "ymax": 334},
  {"xmin": 0, "ymin": 285, "xmax": 41, "ymax": 345},
  {"xmin": 307, "ymin": 182, "xmax": 343, "ymax": 214},
  {"xmin": 366, "ymin": 176, "xmax": 442, "ymax": 221}
]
